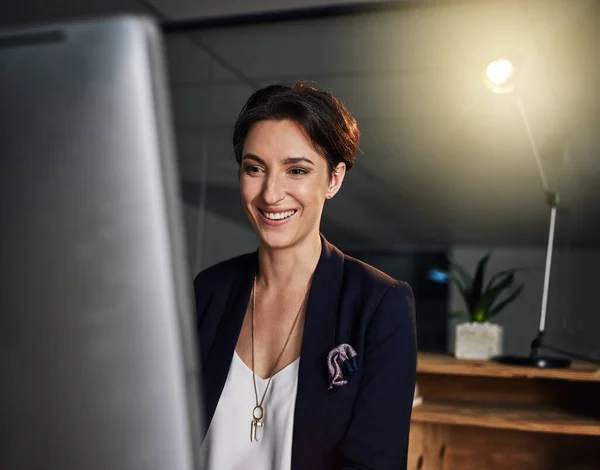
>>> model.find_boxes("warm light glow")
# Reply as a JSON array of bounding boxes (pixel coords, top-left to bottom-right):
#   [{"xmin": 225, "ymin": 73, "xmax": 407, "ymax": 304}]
[{"xmin": 486, "ymin": 59, "xmax": 513, "ymax": 85}]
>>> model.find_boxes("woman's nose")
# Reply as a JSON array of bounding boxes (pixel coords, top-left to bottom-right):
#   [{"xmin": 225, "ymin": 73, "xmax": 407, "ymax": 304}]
[{"xmin": 262, "ymin": 172, "xmax": 286, "ymax": 204}]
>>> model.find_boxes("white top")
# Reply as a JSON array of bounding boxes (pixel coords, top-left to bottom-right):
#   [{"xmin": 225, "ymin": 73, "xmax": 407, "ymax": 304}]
[{"xmin": 201, "ymin": 352, "xmax": 300, "ymax": 470}]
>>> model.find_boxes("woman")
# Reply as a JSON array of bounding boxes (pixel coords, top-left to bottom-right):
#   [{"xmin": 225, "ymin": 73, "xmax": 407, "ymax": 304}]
[{"xmin": 194, "ymin": 82, "xmax": 417, "ymax": 470}]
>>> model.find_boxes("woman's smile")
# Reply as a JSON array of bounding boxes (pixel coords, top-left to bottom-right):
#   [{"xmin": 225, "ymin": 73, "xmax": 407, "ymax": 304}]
[{"xmin": 258, "ymin": 208, "xmax": 299, "ymax": 226}]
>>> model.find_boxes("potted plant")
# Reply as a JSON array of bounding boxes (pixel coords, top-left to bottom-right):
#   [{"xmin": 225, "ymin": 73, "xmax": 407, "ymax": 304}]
[{"xmin": 447, "ymin": 252, "xmax": 524, "ymax": 360}]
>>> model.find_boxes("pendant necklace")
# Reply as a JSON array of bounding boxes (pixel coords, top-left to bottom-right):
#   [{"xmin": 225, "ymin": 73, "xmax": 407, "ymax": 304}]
[{"xmin": 250, "ymin": 274, "xmax": 308, "ymax": 442}]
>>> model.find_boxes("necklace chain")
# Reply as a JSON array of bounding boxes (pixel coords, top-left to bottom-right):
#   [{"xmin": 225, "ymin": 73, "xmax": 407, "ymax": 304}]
[{"xmin": 250, "ymin": 274, "xmax": 309, "ymax": 436}]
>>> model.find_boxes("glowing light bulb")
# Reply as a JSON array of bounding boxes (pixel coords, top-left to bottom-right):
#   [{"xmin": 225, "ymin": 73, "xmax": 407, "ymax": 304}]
[{"xmin": 486, "ymin": 59, "xmax": 513, "ymax": 85}]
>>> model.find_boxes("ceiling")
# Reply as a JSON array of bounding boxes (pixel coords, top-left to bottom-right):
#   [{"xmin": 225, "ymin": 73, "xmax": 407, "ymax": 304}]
[
  {"xmin": 0, "ymin": 0, "xmax": 402, "ymax": 27},
  {"xmin": 166, "ymin": 0, "xmax": 600, "ymax": 248},
  {"xmin": 2, "ymin": 0, "xmax": 600, "ymax": 249}
]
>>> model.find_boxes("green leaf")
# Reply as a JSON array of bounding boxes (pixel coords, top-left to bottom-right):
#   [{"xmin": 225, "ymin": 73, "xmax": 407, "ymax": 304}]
[
  {"xmin": 489, "ymin": 284, "xmax": 524, "ymax": 315},
  {"xmin": 452, "ymin": 282, "xmax": 473, "ymax": 315},
  {"xmin": 447, "ymin": 259, "xmax": 473, "ymax": 288},
  {"xmin": 445, "ymin": 267, "xmax": 474, "ymax": 315},
  {"xmin": 439, "ymin": 271, "xmax": 468, "ymax": 304},
  {"xmin": 449, "ymin": 274, "xmax": 470, "ymax": 296},
  {"xmin": 442, "ymin": 271, "xmax": 463, "ymax": 291},
  {"xmin": 449, "ymin": 264, "xmax": 477, "ymax": 314},
  {"xmin": 471, "ymin": 251, "xmax": 491, "ymax": 308},
  {"xmin": 485, "ymin": 272, "xmax": 514, "ymax": 296},
  {"xmin": 475, "ymin": 272, "xmax": 515, "ymax": 315},
  {"xmin": 471, "ymin": 308, "xmax": 487, "ymax": 322},
  {"xmin": 485, "ymin": 268, "xmax": 525, "ymax": 291}
]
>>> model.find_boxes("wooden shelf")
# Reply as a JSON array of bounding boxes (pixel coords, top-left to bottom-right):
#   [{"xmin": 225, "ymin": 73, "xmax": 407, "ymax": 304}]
[
  {"xmin": 418, "ymin": 352, "xmax": 600, "ymax": 382},
  {"xmin": 412, "ymin": 399, "xmax": 600, "ymax": 436},
  {"xmin": 410, "ymin": 354, "xmax": 600, "ymax": 469}
]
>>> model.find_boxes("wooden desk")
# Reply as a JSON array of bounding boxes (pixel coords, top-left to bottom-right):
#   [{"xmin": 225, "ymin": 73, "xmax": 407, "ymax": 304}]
[{"xmin": 408, "ymin": 353, "xmax": 600, "ymax": 469}]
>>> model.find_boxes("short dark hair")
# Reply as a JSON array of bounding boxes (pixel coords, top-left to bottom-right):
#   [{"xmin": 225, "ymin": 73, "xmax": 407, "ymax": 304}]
[{"xmin": 233, "ymin": 82, "xmax": 360, "ymax": 175}]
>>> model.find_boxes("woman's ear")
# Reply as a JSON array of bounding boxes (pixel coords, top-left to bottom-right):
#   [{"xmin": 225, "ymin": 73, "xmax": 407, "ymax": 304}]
[{"xmin": 326, "ymin": 162, "xmax": 346, "ymax": 200}]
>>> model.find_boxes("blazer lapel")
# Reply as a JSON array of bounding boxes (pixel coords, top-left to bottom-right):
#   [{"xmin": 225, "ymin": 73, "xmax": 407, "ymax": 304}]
[
  {"xmin": 201, "ymin": 252, "xmax": 257, "ymax": 433},
  {"xmin": 291, "ymin": 234, "xmax": 345, "ymax": 469}
]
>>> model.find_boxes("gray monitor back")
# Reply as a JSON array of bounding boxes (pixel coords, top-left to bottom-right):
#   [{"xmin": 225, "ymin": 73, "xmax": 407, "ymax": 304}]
[{"xmin": 0, "ymin": 16, "xmax": 203, "ymax": 470}]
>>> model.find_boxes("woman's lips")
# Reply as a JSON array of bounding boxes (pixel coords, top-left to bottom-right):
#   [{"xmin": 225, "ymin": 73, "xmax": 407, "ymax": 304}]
[{"xmin": 258, "ymin": 209, "xmax": 298, "ymax": 226}]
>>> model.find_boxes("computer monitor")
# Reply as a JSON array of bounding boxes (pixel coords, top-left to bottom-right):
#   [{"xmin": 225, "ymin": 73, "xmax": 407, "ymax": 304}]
[{"xmin": 0, "ymin": 16, "xmax": 203, "ymax": 470}]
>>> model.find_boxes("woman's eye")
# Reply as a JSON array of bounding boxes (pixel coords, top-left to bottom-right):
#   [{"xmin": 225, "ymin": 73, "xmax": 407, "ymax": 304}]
[
  {"xmin": 244, "ymin": 165, "xmax": 262, "ymax": 175},
  {"xmin": 290, "ymin": 168, "xmax": 308, "ymax": 176}
]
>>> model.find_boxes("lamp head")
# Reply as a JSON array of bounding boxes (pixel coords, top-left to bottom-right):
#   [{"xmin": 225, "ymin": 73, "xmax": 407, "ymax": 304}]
[{"xmin": 484, "ymin": 58, "xmax": 515, "ymax": 94}]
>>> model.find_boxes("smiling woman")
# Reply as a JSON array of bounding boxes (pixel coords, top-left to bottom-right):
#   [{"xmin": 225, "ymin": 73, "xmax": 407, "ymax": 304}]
[{"xmin": 193, "ymin": 82, "xmax": 417, "ymax": 470}]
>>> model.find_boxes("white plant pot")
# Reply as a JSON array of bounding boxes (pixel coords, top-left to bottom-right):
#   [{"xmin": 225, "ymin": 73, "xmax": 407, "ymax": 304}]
[{"xmin": 455, "ymin": 321, "xmax": 503, "ymax": 360}]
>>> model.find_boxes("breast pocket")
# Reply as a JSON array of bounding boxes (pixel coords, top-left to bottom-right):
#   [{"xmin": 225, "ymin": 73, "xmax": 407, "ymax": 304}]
[
  {"xmin": 324, "ymin": 372, "xmax": 360, "ymax": 443},
  {"xmin": 326, "ymin": 374, "xmax": 360, "ymax": 400}
]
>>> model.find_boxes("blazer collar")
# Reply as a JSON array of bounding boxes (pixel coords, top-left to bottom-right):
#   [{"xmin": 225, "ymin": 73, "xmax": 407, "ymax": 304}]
[{"xmin": 292, "ymin": 234, "xmax": 345, "ymax": 469}]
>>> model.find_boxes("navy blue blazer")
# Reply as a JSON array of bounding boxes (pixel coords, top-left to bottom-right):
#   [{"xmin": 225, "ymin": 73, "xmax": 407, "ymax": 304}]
[{"xmin": 193, "ymin": 235, "xmax": 417, "ymax": 470}]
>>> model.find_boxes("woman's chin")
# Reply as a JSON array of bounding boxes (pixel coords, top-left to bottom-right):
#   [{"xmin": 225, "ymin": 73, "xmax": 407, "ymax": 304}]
[
  {"xmin": 258, "ymin": 232, "xmax": 296, "ymax": 250},
  {"xmin": 257, "ymin": 226, "xmax": 321, "ymax": 252}
]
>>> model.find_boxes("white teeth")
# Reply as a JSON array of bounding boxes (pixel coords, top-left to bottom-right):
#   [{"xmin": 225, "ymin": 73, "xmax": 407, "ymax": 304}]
[{"xmin": 263, "ymin": 210, "xmax": 295, "ymax": 220}]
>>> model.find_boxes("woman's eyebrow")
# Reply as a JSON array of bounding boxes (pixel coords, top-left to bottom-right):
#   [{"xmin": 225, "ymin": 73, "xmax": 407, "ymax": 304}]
[
  {"xmin": 241, "ymin": 153, "xmax": 266, "ymax": 165},
  {"xmin": 283, "ymin": 156, "xmax": 314, "ymax": 166}
]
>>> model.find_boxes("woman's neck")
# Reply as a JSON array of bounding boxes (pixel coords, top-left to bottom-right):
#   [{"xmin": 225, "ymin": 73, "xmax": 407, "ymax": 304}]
[{"xmin": 257, "ymin": 232, "xmax": 322, "ymax": 291}]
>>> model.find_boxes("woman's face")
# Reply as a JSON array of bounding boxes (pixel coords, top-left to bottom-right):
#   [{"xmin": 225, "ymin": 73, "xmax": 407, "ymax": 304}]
[{"xmin": 240, "ymin": 119, "xmax": 345, "ymax": 250}]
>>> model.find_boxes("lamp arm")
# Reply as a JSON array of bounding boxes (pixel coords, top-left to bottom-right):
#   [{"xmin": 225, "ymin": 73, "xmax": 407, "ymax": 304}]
[
  {"xmin": 514, "ymin": 95, "xmax": 559, "ymax": 349},
  {"xmin": 515, "ymin": 95, "xmax": 550, "ymax": 193},
  {"xmin": 538, "ymin": 202, "xmax": 557, "ymax": 334}
]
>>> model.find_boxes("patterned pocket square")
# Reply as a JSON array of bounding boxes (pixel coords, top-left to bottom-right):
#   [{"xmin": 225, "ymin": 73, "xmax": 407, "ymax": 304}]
[{"xmin": 327, "ymin": 343, "xmax": 359, "ymax": 390}]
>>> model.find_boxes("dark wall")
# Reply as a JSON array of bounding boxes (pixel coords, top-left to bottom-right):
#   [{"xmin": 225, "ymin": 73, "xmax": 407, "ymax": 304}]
[{"xmin": 347, "ymin": 250, "xmax": 449, "ymax": 353}]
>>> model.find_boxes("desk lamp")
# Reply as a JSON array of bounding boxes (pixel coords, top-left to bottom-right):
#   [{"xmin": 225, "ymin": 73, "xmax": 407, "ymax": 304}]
[{"xmin": 483, "ymin": 59, "xmax": 571, "ymax": 368}]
